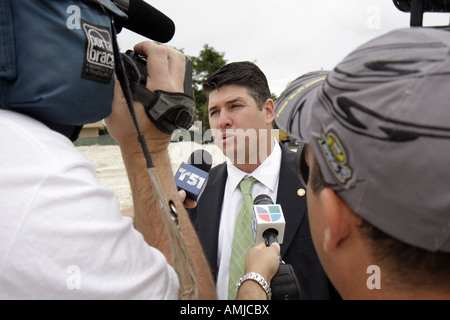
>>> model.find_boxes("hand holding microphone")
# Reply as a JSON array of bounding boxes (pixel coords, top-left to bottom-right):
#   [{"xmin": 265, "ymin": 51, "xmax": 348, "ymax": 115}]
[
  {"xmin": 237, "ymin": 242, "xmax": 281, "ymax": 300},
  {"xmin": 252, "ymin": 194, "xmax": 286, "ymax": 247},
  {"xmin": 175, "ymin": 149, "xmax": 212, "ymax": 207},
  {"xmin": 250, "ymin": 194, "xmax": 301, "ymax": 300}
]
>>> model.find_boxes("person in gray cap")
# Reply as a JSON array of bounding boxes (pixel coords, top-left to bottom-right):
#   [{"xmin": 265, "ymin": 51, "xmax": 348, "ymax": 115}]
[{"xmin": 271, "ymin": 27, "xmax": 450, "ymax": 299}]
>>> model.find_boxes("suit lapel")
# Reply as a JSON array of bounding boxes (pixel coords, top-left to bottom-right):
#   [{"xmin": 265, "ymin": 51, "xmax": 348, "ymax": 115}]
[
  {"xmin": 195, "ymin": 163, "xmax": 228, "ymax": 278},
  {"xmin": 276, "ymin": 144, "xmax": 308, "ymax": 257}
]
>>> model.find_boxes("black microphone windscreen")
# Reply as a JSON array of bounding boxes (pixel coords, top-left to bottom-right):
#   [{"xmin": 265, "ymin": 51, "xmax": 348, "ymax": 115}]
[
  {"xmin": 119, "ymin": 0, "xmax": 175, "ymax": 43},
  {"xmin": 253, "ymin": 194, "xmax": 274, "ymax": 205},
  {"xmin": 187, "ymin": 149, "xmax": 213, "ymax": 173}
]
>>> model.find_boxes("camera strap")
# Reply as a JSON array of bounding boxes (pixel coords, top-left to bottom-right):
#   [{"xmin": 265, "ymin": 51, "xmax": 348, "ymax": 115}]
[
  {"xmin": 129, "ymin": 82, "xmax": 195, "ymax": 134},
  {"xmin": 111, "ymin": 21, "xmax": 200, "ymax": 300}
]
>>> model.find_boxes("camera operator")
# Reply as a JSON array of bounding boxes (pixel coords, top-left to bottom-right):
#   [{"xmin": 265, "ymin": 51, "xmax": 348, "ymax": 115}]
[
  {"xmin": 106, "ymin": 41, "xmax": 217, "ymax": 299},
  {"xmin": 0, "ymin": 1, "xmax": 216, "ymax": 298}
]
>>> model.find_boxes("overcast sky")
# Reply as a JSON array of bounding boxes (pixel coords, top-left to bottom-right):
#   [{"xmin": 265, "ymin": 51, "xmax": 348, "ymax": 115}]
[{"xmin": 117, "ymin": 0, "xmax": 449, "ymax": 96}]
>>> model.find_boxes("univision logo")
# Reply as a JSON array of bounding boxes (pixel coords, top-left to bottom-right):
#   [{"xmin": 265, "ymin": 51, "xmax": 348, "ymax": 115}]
[{"xmin": 255, "ymin": 205, "xmax": 282, "ymax": 222}]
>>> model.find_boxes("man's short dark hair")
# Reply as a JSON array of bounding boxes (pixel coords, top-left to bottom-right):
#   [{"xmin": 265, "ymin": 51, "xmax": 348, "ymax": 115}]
[{"xmin": 203, "ymin": 61, "xmax": 271, "ymax": 110}]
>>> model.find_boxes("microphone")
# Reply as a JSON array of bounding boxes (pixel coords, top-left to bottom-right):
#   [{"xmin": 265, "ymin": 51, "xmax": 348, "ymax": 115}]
[
  {"xmin": 113, "ymin": 0, "xmax": 176, "ymax": 43},
  {"xmin": 175, "ymin": 150, "xmax": 212, "ymax": 202},
  {"xmin": 251, "ymin": 194, "xmax": 286, "ymax": 246},
  {"xmin": 252, "ymin": 194, "xmax": 301, "ymax": 300}
]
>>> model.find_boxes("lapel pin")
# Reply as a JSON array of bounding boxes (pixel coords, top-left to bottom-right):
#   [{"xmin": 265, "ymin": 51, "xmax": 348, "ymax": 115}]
[{"xmin": 297, "ymin": 188, "xmax": 306, "ymax": 197}]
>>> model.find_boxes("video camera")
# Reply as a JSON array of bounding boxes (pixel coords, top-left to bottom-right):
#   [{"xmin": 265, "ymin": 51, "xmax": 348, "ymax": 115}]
[
  {"xmin": 121, "ymin": 50, "xmax": 194, "ymax": 98},
  {"xmin": 393, "ymin": 0, "xmax": 450, "ymax": 27},
  {"xmin": 120, "ymin": 50, "xmax": 195, "ymax": 134},
  {"xmin": 113, "ymin": 0, "xmax": 195, "ymax": 135}
]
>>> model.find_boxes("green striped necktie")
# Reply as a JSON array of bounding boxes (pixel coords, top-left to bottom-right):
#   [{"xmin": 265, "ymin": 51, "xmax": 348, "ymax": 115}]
[{"xmin": 228, "ymin": 177, "xmax": 258, "ymax": 300}]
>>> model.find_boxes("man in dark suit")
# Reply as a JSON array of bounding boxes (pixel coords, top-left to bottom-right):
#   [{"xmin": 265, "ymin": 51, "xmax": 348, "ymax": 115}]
[{"xmin": 188, "ymin": 62, "xmax": 337, "ymax": 300}]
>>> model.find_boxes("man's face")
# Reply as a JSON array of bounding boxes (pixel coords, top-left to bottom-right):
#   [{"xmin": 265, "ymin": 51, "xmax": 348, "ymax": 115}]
[{"xmin": 207, "ymin": 84, "xmax": 274, "ymax": 165}]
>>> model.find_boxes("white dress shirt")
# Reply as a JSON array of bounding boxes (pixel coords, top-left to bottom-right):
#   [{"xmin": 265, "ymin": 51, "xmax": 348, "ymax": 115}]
[{"xmin": 215, "ymin": 140, "xmax": 282, "ymax": 299}]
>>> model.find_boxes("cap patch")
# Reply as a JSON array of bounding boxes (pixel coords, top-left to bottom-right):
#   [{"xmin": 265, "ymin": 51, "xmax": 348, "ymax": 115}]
[{"xmin": 317, "ymin": 132, "xmax": 352, "ymax": 183}]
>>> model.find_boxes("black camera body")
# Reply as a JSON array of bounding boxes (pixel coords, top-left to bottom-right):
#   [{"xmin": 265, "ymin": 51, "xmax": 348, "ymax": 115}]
[
  {"xmin": 393, "ymin": 0, "xmax": 450, "ymax": 27},
  {"xmin": 394, "ymin": 0, "xmax": 450, "ymax": 13},
  {"xmin": 120, "ymin": 50, "xmax": 195, "ymax": 134},
  {"xmin": 122, "ymin": 50, "xmax": 193, "ymax": 97}
]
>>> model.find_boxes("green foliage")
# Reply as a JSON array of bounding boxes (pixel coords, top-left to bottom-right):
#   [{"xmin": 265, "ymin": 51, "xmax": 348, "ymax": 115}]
[{"xmin": 191, "ymin": 44, "xmax": 227, "ymax": 131}]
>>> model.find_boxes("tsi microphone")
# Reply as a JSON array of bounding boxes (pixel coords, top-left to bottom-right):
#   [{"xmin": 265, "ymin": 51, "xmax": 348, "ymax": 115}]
[
  {"xmin": 252, "ymin": 194, "xmax": 301, "ymax": 300},
  {"xmin": 175, "ymin": 149, "xmax": 212, "ymax": 202},
  {"xmin": 252, "ymin": 194, "xmax": 285, "ymax": 246}
]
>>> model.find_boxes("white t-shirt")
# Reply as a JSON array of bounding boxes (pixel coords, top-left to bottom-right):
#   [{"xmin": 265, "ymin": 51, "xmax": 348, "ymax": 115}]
[
  {"xmin": 215, "ymin": 141, "xmax": 282, "ymax": 300},
  {"xmin": 0, "ymin": 109, "xmax": 179, "ymax": 299}
]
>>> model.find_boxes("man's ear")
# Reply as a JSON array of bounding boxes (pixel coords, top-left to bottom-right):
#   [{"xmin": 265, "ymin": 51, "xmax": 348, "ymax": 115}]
[
  {"xmin": 319, "ymin": 188, "xmax": 354, "ymax": 253},
  {"xmin": 263, "ymin": 99, "xmax": 275, "ymax": 124}
]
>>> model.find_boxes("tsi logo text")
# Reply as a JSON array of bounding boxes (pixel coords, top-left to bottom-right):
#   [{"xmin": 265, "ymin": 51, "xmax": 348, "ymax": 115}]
[
  {"xmin": 177, "ymin": 168, "xmax": 206, "ymax": 190},
  {"xmin": 175, "ymin": 162, "xmax": 209, "ymax": 201}
]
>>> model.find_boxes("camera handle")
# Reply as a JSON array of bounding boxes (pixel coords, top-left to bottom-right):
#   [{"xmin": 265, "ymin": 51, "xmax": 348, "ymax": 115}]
[
  {"xmin": 129, "ymin": 81, "xmax": 195, "ymax": 134},
  {"xmin": 411, "ymin": 0, "xmax": 426, "ymax": 27}
]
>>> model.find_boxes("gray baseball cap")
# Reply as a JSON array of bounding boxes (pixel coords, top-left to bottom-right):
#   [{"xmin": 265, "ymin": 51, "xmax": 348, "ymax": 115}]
[{"xmin": 275, "ymin": 27, "xmax": 450, "ymax": 253}]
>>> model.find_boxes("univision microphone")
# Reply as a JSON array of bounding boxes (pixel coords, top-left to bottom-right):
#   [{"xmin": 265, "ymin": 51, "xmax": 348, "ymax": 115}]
[
  {"xmin": 175, "ymin": 149, "xmax": 212, "ymax": 202},
  {"xmin": 251, "ymin": 194, "xmax": 286, "ymax": 246},
  {"xmin": 252, "ymin": 194, "xmax": 301, "ymax": 300}
]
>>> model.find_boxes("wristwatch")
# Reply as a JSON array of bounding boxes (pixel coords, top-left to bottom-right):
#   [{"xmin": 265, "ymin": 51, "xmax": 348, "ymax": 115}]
[{"xmin": 236, "ymin": 272, "xmax": 272, "ymax": 300}]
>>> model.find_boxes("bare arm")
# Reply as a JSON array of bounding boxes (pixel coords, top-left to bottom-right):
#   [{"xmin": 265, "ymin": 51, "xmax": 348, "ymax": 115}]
[{"xmin": 105, "ymin": 42, "xmax": 216, "ymax": 300}]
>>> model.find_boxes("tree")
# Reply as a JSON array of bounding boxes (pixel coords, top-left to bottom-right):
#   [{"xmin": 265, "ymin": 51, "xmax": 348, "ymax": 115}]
[{"xmin": 191, "ymin": 44, "xmax": 227, "ymax": 132}]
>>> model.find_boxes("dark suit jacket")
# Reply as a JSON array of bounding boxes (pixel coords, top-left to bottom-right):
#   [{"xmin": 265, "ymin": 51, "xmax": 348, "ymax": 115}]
[{"xmin": 189, "ymin": 143, "xmax": 339, "ymax": 300}]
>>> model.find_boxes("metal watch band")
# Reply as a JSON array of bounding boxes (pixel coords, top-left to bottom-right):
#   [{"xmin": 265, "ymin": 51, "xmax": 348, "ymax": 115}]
[{"xmin": 236, "ymin": 272, "xmax": 272, "ymax": 300}]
